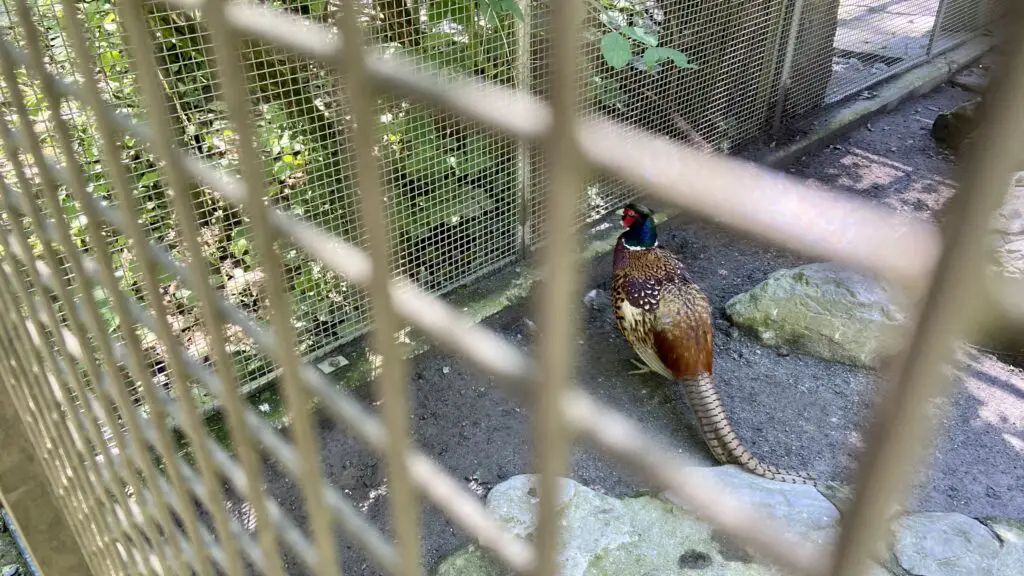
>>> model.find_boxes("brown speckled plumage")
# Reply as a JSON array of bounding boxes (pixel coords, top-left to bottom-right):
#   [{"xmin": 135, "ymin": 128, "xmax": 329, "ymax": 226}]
[{"xmin": 612, "ymin": 203, "xmax": 817, "ymax": 485}]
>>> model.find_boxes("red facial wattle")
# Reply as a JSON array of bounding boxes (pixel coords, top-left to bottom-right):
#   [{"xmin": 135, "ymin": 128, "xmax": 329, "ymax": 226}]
[{"xmin": 622, "ymin": 211, "xmax": 637, "ymax": 228}]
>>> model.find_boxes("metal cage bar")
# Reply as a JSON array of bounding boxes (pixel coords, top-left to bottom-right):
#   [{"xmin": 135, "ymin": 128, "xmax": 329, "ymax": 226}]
[
  {"xmin": 330, "ymin": 2, "xmax": 423, "ymax": 573},
  {"xmin": 0, "ymin": 0, "xmax": 1019, "ymax": 575}
]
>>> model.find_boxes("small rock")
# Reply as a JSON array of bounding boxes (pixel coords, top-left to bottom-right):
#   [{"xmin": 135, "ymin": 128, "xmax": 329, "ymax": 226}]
[
  {"xmin": 775, "ymin": 346, "xmax": 790, "ymax": 357},
  {"xmin": 442, "ymin": 366, "xmax": 451, "ymax": 374},
  {"xmin": 583, "ymin": 289, "xmax": 603, "ymax": 309},
  {"xmin": 1, "ymin": 566, "xmax": 19, "ymax": 576}
]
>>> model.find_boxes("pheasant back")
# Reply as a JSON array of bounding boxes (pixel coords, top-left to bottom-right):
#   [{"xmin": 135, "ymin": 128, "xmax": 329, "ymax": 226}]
[{"xmin": 612, "ymin": 240, "xmax": 819, "ymax": 485}]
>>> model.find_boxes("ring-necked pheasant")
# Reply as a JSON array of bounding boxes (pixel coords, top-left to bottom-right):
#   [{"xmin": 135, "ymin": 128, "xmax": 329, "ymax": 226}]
[{"xmin": 611, "ymin": 202, "xmax": 818, "ymax": 485}]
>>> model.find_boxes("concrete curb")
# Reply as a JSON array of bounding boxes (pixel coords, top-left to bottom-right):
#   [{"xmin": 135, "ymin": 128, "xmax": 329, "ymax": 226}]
[{"xmin": 760, "ymin": 36, "xmax": 995, "ymax": 169}]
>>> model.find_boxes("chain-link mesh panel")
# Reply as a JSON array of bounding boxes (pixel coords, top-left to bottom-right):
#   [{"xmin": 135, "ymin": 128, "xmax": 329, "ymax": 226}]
[{"xmin": 780, "ymin": 0, "xmax": 1005, "ymax": 127}]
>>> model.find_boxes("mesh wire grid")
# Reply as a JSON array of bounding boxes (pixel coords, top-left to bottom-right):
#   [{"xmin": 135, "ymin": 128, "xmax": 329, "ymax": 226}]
[
  {"xmin": 0, "ymin": 0, "xmax": 1020, "ymax": 575},
  {"xmin": 0, "ymin": 0, "xmax": 535, "ymax": 410},
  {"xmin": 1, "ymin": 0, "xmax": 1006, "ymax": 412}
]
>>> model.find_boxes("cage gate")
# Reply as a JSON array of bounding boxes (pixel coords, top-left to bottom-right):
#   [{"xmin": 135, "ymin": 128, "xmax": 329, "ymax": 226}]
[{"xmin": 0, "ymin": 0, "xmax": 1020, "ymax": 575}]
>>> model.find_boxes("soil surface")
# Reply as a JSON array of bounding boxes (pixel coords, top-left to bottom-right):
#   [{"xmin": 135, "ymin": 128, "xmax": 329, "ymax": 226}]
[{"xmin": 221, "ymin": 72, "xmax": 1023, "ymax": 576}]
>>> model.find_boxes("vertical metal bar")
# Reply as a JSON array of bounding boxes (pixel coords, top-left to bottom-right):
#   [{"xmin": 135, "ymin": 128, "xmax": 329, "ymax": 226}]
[
  {"xmin": 119, "ymin": 0, "xmax": 341, "ymax": 572},
  {"xmin": 831, "ymin": 14, "xmax": 1024, "ymax": 576},
  {"xmin": 60, "ymin": 0, "xmax": 289, "ymax": 572},
  {"xmin": 331, "ymin": 1, "xmax": 423, "ymax": 574},
  {"xmin": 0, "ymin": 319, "xmax": 103, "ymax": 576},
  {"xmin": 532, "ymin": 0, "xmax": 586, "ymax": 574},
  {"xmin": 0, "ymin": 36, "xmax": 181, "ymax": 575},
  {"xmin": 3, "ymin": 4, "xmax": 217, "ymax": 573},
  {"xmin": 927, "ymin": 0, "xmax": 952, "ymax": 56},
  {"xmin": 107, "ymin": 3, "xmax": 262, "ymax": 575},
  {"xmin": 771, "ymin": 0, "xmax": 806, "ymax": 137},
  {"xmin": 516, "ymin": 0, "xmax": 534, "ymax": 256}
]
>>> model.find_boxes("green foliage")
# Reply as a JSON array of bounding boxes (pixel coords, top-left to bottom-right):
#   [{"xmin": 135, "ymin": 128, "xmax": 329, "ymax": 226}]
[
  {"xmin": 589, "ymin": 0, "xmax": 696, "ymax": 119},
  {"xmin": 600, "ymin": 32, "xmax": 632, "ymax": 69},
  {"xmin": 0, "ymin": 0, "xmax": 622, "ymax": 399},
  {"xmin": 642, "ymin": 47, "xmax": 696, "ymax": 71}
]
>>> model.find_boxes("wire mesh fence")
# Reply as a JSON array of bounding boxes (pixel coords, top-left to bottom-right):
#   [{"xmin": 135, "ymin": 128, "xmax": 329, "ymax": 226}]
[
  {"xmin": 0, "ymin": 0, "xmax": 1005, "ymax": 409},
  {"xmin": 0, "ymin": 0, "xmax": 1018, "ymax": 575}
]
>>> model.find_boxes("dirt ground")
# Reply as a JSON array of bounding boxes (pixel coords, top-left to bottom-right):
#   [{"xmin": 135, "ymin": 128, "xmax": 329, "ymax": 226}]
[{"xmin": 225, "ymin": 76, "xmax": 1024, "ymax": 575}]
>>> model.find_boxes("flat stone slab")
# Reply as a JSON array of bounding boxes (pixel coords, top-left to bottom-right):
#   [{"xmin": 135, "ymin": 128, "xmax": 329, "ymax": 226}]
[
  {"xmin": 435, "ymin": 468, "xmax": 1024, "ymax": 575},
  {"xmin": 724, "ymin": 262, "xmax": 909, "ymax": 368},
  {"xmin": 436, "ymin": 467, "xmax": 892, "ymax": 576},
  {"xmin": 659, "ymin": 465, "xmax": 841, "ymax": 548}
]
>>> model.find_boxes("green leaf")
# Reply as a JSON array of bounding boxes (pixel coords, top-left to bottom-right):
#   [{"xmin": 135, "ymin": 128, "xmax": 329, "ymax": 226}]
[
  {"xmin": 102, "ymin": 12, "xmax": 118, "ymax": 32},
  {"xmin": 427, "ymin": 0, "xmax": 448, "ymax": 22},
  {"xmin": 620, "ymin": 26, "xmax": 657, "ymax": 47},
  {"xmin": 139, "ymin": 170, "xmax": 160, "ymax": 188},
  {"xmin": 499, "ymin": 0, "xmax": 525, "ymax": 22},
  {"xmin": 458, "ymin": 134, "xmax": 496, "ymax": 176},
  {"xmin": 231, "ymin": 237, "xmax": 249, "ymax": 260},
  {"xmin": 273, "ymin": 161, "xmax": 291, "ymax": 180},
  {"xmin": 642, "ymin": 47, "xmax": 697, "ymax": 70},
  {"xmin": 599, "ymin": 32, "xmax": 631, "ymax": 69},
  {"xmin": 231, "ymin": 226, "xmax": 251, "ymax": 260},
  {"xmin": 395, "ymin": 186, "xmax": 494, "ymax": 240},
  {"xmin": 478, "ymin": 0, "xmax": 499, "ymax": 26},
  {"xmin": 429, "ymin": 0, "xmax": 472, "ymax": 26}
]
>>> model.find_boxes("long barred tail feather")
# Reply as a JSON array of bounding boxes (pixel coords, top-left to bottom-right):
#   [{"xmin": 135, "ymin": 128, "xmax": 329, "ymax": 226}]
[{"xmin": 677, "ymin": 374, "xmax": 820, "ymax": 486}]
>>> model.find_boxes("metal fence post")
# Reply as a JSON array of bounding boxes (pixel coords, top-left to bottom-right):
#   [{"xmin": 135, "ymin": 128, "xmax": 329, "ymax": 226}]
[
  {"xmin": 927, "ymin": 0, "xmax": 953, "ymax": 56},
  {"xmin": 772, "ymin": 0, "xmax": 807, "ymax": 136},
  {"xmin": 517, "ymin": 0, "xmax": 535, "ymax": 256},
  {"xmin": 0, "ymin": 380, "xmax": 97, "ymax": 576}
]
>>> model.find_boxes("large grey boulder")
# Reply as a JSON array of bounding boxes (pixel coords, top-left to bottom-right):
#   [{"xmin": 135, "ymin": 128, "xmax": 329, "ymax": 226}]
[
  {"xmin": 724, "ymin": 262, "xmax": 909, "ymax": 368},
  {"xmin": 892, "ymin": 512, "xmax": 1002, "ymax": 576},
  {"xmin": 435, "ymin": 467, "xmax": 889, "ymax": 576},
  {"xmin": 983, "ymin": 519, "xmax": 1024, "ymax": 576},
  {"xmin": 993, "ymin": 182, "xmax": 1024, "ymax": 280}
]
